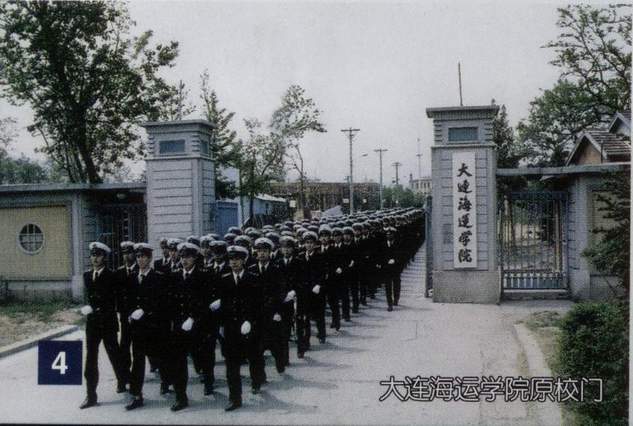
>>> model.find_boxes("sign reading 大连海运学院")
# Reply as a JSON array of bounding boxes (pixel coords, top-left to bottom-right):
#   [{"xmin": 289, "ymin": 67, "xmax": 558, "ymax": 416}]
[{"xmin": 453, "ymin": 152, "xmax": 477, "ymax": 268}]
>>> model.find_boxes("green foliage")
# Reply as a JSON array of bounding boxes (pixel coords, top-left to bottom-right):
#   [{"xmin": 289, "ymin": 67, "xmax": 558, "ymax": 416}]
[
  {"xmin": 556, "ymin": 302, "xmax": 628, "ymax": 424},
  {"xmin": 582, "ymin": 172, "xmax": 630, "ymax": 295},
  {"xmin": 199, "ymin": 69, "xmax": 239, "ymax": 199},
  {"xmin": 518, "ymin": 4, "xmax": 631, "ymax": 167},
  {"xmin": 0, "ymin": 1, "xmax": 183, "ymax": 183},
  {"xmin": 383, "ymin": 186, "xmax": 424, "ymax": 208}
]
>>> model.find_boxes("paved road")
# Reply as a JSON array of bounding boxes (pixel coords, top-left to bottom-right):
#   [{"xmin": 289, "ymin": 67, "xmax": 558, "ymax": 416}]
[{"xmin": 0, "ymin": 245, "xmax": 569, "ymax": 425}]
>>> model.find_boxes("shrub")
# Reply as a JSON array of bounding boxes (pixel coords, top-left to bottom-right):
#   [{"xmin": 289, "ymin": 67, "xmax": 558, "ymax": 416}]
[{"xmin": 556, "ymin": 302, "xmax": 628, "ymax": 424}]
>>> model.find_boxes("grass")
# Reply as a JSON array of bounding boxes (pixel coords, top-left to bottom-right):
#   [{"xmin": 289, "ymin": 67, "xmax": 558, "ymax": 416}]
[{"xmin": 0, "ymin": 299, "xmax": 80, "ymax": 323}]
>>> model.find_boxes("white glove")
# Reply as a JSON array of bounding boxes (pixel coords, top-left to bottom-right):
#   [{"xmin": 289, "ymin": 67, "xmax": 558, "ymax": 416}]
[
  {"xmin": 131, "ymin": 308, "xmax": 144, "ymax": 320},
  {"xmin": 273, "ymin": 313, "xmax": 282, "ymax": 322},
  {"xmin": 335, "ymin": 267, "xmax": 342, "ymax": 274},
  {"xmin": 388, "ymin": 259, "xmax": 395, "ymax": 265},
  {"xmin": 181, "ymin": 317, "xmax": 194, "ymax": 332},
  {"xmin": 219, "ymin": 326, "xmax": 224, "ymax": 338},
  {"xmin": 241, "ymin": 321, "xmax": 251, "ymax": 335},
  {"xmin": 312, "ymin": 285, "xmax": 321, "ymax": 294},
  {"xmin": 209, "ymin": 299, "xmax": 221, "ymax": 311},
  {"xmin": 349, "ymin": 260, "xmax": 354, "ymax": 267},
  {"xmin": 80, "ymin": 305, "xmax": 93, "ymax": 316},
  {"xmin": 376, "ymin": 264, "xmax": 382, "ymax": 269},
  {"xmin": 284, "ymin": 290, "xmax": 296, "ymax": 303}
]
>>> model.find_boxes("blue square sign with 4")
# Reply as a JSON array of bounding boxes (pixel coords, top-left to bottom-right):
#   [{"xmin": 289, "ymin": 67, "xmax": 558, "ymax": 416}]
[{"xmin": 38, "ymin": 340, "xmax": 82, "ymax": 385}]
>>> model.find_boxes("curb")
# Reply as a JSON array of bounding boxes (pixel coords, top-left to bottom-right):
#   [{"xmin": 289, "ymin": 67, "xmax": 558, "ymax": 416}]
[
  {"xmin": 0, "ymin": 325, "xmax": 80, "ymax": 359},
  {"xmin": 514, "ymin": 323, "xmax": 562, "ymax": 426}
]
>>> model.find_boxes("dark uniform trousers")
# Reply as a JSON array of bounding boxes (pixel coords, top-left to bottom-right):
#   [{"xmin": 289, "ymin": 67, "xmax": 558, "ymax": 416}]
[
  {"xmin": 297, "ymin": 251, "xmax": 326, "ymax": 353},
  {"xmin": 277, "ymin": 256, "xmax": 301, "ymax": 365},
  {"xmin": 218, "ymin": 271, "xmax": 265, "ymax": 404},
  {"xmin": 83, "ymin": 269, "xmax": 127, "ymax": 400},
  {"xmin": 115, "ymin": 264, "xmax": 138, "ymax": 378}
]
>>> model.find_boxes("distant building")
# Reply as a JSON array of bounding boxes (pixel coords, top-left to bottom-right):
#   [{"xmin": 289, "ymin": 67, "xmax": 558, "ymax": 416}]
[
  {"xmin": 566, "ymin": 111, "xmax": 631, "ymax": 166},
  {"xmin": 270, "ymin": 181, "xmax": 381, "ymax": 214},
  {"xmin": 409, "ymin": 174, "xmax": 432, "ymax": 196}
]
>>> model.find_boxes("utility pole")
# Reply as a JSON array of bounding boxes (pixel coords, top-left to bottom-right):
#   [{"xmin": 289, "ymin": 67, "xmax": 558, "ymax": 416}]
[
  {"xmin": 392, "ymin": 161, "xmax": 402, "ymax": 186},
  {"xmin": 341, "ymin": 127, "xmax": 360, "ymax": 214},
  {"xmin": 374, "ymin": 148, "xmax": 388, "ymax": 209},
  {"xmin": 458, "ymin": 62, "xmax": 464, "ymax": 107},
  {"xmin": 416, "ymin": 138, "xmax": 423, "ymax": 179}
]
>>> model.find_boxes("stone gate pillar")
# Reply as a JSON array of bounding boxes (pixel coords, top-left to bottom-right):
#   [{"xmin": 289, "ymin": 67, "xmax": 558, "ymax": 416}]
[
  {"xmin": 426, "ymin": 105, "xmax": 499, "ymax": 303},
  {"xmin": 142, "ymin": 120, "xmax": 216, "ymax": 252}
]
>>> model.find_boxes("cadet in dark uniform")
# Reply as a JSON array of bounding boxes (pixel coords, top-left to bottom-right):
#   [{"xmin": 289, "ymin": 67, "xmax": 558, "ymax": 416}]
[
  {"xmin": 276, "ymin": 236, "xmax": 300, "ymax": 366},
  {"xmin": 79, "ymin": 242, "xmax": 128, "ymax": 409},
  {"xmin": 216, "ymin": 245, "xmax": 264, "ymax": 411},
  {"xmin": 250, "ymin": 237, "xmax": 287, "ymax": 374},
  {"xmin": 298, "ymin": 231, "xmax": 326, "ymax": 355},
  {"xmin": 381, "ymin": 227, "xmax": 402, "ymax": 311},
  {"xmin": 124, "ymin": 243, "xmax": 168, "ymax": 410},
  {"xmin": 164, "ymin": 242, "xmax": 206, "ymax": 411},
  {"xmin": 153, "ymin": 237, "xmax": 171, "ymax": 273},
  {"xmin": 115, "ymin": 241, "xmax": 138, "ymax": 384}
]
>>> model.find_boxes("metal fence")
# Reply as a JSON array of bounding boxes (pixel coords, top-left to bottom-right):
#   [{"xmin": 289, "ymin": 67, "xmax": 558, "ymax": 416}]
[
  {"xmin": 96, "ymin": 204, "xmax": 147, "ymax": 269},
  {"xmin": 498, "ymin": 191, "xmax": 568, "ymax": 290}
]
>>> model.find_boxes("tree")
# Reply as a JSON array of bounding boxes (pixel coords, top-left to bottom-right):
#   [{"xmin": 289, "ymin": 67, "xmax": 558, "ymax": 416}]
[
  {"xmin": 239, "ymin": 118, "xmax": 285, "ymax": 222},
  {"xmin": 270, "ymin": 85, "xmax": 326, "ymax": 214},
  {"xmin": 199, "ymin": 69, "xmax": 239, "ymax": 199},
  {"xmin": 518, "ymin": 4, "xmax": 631, "ymax": 166},
  {"xmin": 0, "ymin": 1, "xmax": 183, "ymax": 183},
  {"xmin": 583, "ymin": 172, "xmax": 630, "ymax": 297},
  {"xmin": 158, "ymin": 79, "xmax": 195, "ymax": 121}
]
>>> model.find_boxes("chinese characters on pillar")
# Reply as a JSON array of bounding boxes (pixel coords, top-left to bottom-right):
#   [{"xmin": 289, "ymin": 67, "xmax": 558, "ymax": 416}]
[{"xmin": 453, "ymin": 152, "xmax": 477, "ymax": 268}]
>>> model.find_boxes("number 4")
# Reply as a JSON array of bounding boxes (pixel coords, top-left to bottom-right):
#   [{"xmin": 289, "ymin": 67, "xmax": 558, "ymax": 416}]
[{"xmin": 52, "ymin": 351, "xmax": 68, "ymax": 375}]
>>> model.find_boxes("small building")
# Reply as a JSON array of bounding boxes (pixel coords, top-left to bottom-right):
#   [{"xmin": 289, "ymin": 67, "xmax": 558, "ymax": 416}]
[
  {"xmin": 565, "ymin": 111, "xmax": 630, "ymax": 166},
  {"xmin": 271, "ymin": 181, "xmax": 381, "ymax": 214}
]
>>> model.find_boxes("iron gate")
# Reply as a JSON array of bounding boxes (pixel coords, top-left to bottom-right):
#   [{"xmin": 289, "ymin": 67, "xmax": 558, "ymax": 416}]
[
  {"xmin": 498, "ymin": 191, "xmax": 568, "ymax": 290},
  {"xmin": 97, "ymin": 204, "xmax": 147, "ymax": 269}
]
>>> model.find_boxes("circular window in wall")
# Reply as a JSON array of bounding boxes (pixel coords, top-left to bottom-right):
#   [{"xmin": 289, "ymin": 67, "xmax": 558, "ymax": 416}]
[{"xmin": 18, "ymin": 223, "xmax": 44, "ymax": 254}]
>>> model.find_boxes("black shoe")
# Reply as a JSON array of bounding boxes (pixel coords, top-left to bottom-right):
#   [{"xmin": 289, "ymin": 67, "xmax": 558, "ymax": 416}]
[
  {"xmin": 79, "ymin": 397, "xmax": 98, "ymax": 409},
  {"xmin": 329, "ymin": 323, "xmax": 336, "ymax": 329},
  {"xmin": 344, "ymin": 317, "xmax": 351, "ymax": 322},
  {"xmin": 297, "ymin": 352, "xmax": 305, "ymax": 359},
  {"xmin": 204, "ymin": 383, "xmax": 214, "ymax": 396},
  {"xmin": 388, "ymin": 306, "xmax": 393, "ymax": 312},
  {"xmin": 319, "ymin": 337, "xmax": 326, "ymax": 344},
  {"xmin": 160, "ymin": 383, "xmax": 173, "ymax": 395},
  {"xmin": 125, "ymin": 398, "xmax": 144, "ymax": 411},
  {"xmin": 276, "ymin": 365, "xmax": 285, "ymax": 374},
  {"xmin": 352, "ymin": 309, "xmax": 359, "ymax": 313},
  {"xmin": 116, "ymin": 382, "xmax": 127, "ymax": 393},
  {"xmin": 225, "ymin": 401, "xmax": 242, "ymax": 411},
  {"xmin": 251, "ymin": 385, "xmax": 261, "ymax": 395},
  {"xmin": 170, "ymin": 400, "xmax": 188, "ymax": 412}
]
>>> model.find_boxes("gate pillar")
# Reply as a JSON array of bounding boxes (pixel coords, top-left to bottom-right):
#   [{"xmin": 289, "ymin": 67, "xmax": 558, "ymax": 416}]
[
  {"xmin": 426, "ymin": 105, "xmax": 499, "ymax": 303},
  {"xmin": 142, "ymin": 120, "xmax": 216, "ymax": 252}
]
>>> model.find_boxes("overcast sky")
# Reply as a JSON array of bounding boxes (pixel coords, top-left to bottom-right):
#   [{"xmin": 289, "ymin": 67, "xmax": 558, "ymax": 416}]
[{"xmin": 0, "ymin": 0, "xmax": 612, "ymax": 185}]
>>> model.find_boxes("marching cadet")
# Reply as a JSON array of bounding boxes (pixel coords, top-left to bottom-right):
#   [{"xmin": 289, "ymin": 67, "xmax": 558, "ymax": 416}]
[
  {"xmin": 328, "ymin": 227, "xmax": 346, "ymax": 330},
  {"xmin": 250, "ymin": 237, "xmax": 287, "ymax": 374},
  {"xmin": 342, "ymin": 227, "xmax": 359, "ymax": 315},
  {"xmin": 164, "ymin": 242, "xmax": 207, "ymax": 411},
  {"xmin": 381, "ymin": 227, "xmax": 401, "ymax": 311},
  {"xmin": 124, "ymin": 243, "xmax": 167, "ymax": 410},
  {"xmin": 115, "ymin": 241, "xmax": 138, "ymax": 386},
  {"xmin": 297, "ymin": 231, "xmax": 327, "ymax": 356},
  {"xmin": 167, "ymin": 238, "xmax": 183, "ymax": 272},
  {"xmin": 216, "ymin": 245, "xmax": 265, "ymax": 411},
  {"xmin": 224, "ymin": 232, "xmax": 237, "ymax": 245},
  {"xmin": 153, "ymin": 237, "xmax": 171, "ymax": 273},
  {"xmin": 234, "ymin": 235, "xmax": 257, "ymax": 268},
  {"xmin": 265, "ymin": 232, "xmax": 281, "ymax": 263},
  {"xmin": 79, "ymin": 242, "xmax": 128, "ymax": 409},
  {"xmin": 276, "ymin": 236, "xmax": 299, "ymax": 366},
  {"xmin": 352, "ymin": 223, "xmax": 368, "ymax": 309}
]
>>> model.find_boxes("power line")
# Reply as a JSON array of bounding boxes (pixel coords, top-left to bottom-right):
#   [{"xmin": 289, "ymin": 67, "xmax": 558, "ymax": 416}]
[{"xmin": 341, "ymin": 127, "xmax": 360, "ymax": 214}]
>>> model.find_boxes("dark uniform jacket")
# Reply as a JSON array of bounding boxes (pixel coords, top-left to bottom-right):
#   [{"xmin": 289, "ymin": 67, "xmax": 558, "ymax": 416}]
[
  {"xmin": 166, "ymin": 267, "xmax": 207, "ymax": 336},
  {"xmin": 249, "ymin": 262, "xmax": 286, "ymax": 327},
  {"xmin": 115, "ymin": 263, "xmax": 139, "ymax": 314},
  {"xmin": 153, "ymin": 257, "xmax": 172, "ymax": 274},
  {"xmin": 301, "ymin": 250, "xmax": 326, "ymax": 315},
  {"xmin": 124, "ymin": 269, "xmax": 168, "ymax": 346},
  {"xmin": 84, "ymin": 268, "xmax": 119, "ymax": 332},
  {"xmin": 276, "ymin": 255, "xmax": 302, "ymax": 320}
]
